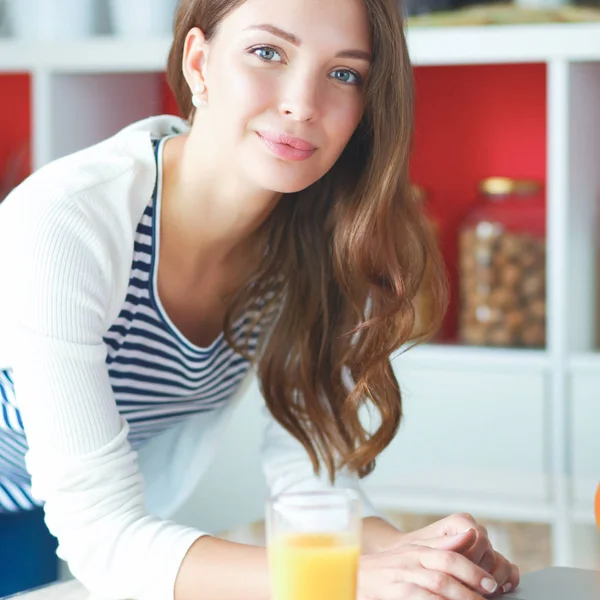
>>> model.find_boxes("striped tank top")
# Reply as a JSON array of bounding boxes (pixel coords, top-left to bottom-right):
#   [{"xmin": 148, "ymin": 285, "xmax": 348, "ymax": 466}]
[{"xmin": 0, "ymin": 136, "xmax": 259, "ymax": 512}]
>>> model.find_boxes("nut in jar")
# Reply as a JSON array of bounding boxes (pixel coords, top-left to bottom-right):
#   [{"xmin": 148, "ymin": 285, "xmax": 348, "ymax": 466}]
[{"xmin": 459, "ymin": 177, "xmax": 546, "ymax": 348}]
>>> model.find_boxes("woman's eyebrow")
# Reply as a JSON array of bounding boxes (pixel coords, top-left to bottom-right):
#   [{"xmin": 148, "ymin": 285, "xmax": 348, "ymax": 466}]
[
  {"xmin": 244, "ymin": 23, "xmax": 372, "ymax": 62},
  {"xmin": 245, "ymin": 23, "xmax": 301, "ymax": 46}
]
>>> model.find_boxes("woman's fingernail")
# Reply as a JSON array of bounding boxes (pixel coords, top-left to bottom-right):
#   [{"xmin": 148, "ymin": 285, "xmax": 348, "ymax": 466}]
[
  {"xmin": 481, "ymin": 578, "xmax": 498, "ymax": 593},
  {"xmin": 502, "ymin": 583, "xmax": 513, "ymax": 593}
]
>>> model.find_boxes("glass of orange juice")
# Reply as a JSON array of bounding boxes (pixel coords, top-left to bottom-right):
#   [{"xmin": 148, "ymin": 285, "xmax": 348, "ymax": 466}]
[{"xmin": 267, "ymin": 490, "xmax": 361, "ymax": 600}]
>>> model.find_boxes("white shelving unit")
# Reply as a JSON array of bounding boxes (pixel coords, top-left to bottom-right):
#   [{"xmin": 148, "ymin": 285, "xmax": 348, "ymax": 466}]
[{"xmin": 1, "ymin": 22, "xmax": 599, "ymax": 569}]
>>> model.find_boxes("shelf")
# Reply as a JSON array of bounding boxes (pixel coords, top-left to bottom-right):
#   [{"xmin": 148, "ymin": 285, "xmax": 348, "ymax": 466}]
[
  {"xmin": 407, "ymin": 22, "xmax": 600, "ymax": 65},
  {"xmin": 569, "ymin": 353, "xmax": 600, "ymax": 371},
  {"xmin": 0, "ymin": 37, "xmax": 172, "ymax": 73},
  {"xmin": 393, "ymin": 343, "xmax": 549, "ymax": 371},
  {"xmin": 410, "ymin": 62, "xmax": 547, "ymax": 339},
  {"xmin": 1, "ymin": 22, "xmax": 600, "ymax": 73}
]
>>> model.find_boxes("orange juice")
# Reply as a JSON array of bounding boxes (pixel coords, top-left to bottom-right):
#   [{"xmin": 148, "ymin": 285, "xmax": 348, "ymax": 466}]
[{"xmin": 269, "ymin": 533, "xmax": 360, "ymax": 600}]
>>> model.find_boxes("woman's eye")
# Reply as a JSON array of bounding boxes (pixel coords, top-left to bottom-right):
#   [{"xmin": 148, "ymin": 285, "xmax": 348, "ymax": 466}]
[
  {"xmin": 252, "ymin": 46, "xmax": 282, "ymax": 62},
  {"xmin": 331, "ymin": 69, "xmax": 362, "ymax": 85}
]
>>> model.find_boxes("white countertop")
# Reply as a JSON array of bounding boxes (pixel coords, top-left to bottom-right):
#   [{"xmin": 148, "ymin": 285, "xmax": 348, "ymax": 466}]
[{"xmin": 9, "ymin": 566, "xmax": 600, "ymax": 600}]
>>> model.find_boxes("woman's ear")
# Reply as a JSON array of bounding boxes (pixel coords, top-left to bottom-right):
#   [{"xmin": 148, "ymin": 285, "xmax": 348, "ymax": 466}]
[{"xmin": 182, "ymin": 27, "xmax": 209, "ymax": 97}]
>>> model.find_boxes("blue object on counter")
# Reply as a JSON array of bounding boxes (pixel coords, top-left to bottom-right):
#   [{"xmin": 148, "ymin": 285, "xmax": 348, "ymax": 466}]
[{"xmin": 0, "ymin": 508, "xmax": 58, "ymax": 597}]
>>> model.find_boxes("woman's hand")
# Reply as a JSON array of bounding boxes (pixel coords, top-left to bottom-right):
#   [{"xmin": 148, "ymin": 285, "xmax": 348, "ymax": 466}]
[
  {"xmin": 396, "ymin": 513, "xmax": 520, "ymax": 595},
  {"xmin": 358, "ymin": 529, "xmax": 500, "ymax": 600},
  {"xmin": 401, "ymin": 513, "xmax": 492, "ymax": 566}
]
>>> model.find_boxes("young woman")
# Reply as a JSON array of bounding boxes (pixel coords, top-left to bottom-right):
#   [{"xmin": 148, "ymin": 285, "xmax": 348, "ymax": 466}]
[{"xmin": 0, "ymin": 0, "xmax": 520, "ymax": 598}]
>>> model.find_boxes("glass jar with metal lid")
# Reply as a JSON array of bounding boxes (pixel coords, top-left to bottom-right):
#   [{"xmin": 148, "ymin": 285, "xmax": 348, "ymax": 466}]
[{"xmin": 458, "ymin": 177, "xmax": 546, "ymax": 348}]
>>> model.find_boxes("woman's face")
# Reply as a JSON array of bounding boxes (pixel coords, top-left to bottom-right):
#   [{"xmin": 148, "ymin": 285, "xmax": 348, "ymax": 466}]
[{"xmin": 194, "ymin": 0, "xmax": 371, "ymax": 194}]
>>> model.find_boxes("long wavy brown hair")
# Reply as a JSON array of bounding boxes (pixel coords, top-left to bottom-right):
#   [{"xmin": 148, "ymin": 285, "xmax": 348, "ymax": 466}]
[{"xmin": 167, "ymin": 0, "xmax": 448, "ymax": 480}]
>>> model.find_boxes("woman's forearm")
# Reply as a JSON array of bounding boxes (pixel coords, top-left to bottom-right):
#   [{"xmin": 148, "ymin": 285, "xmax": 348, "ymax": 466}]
[{"xmin": 174, "ymin": 536, "xmax": 271, "ymax": 600}]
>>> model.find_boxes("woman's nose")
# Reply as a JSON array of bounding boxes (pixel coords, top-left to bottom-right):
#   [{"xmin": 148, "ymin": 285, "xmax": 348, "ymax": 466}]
[{"xmin": 278, "ymin": 74, "xmax": 321, "ymax": 123}]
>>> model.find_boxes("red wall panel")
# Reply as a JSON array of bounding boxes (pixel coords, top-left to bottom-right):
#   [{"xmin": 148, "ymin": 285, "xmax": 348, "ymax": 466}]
[
  {"xmin": 0, "ymin": 75, "xmax": 31, "ymax": 194},
  {"xmin": 411, "ymin": 63, "xmax": 547, "ymax": 339}
]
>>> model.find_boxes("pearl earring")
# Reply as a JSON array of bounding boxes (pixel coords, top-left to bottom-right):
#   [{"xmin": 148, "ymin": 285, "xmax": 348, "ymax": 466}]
[{"xmin": 191, "ymin": 83, "xmax": 207, "ymax": 108}]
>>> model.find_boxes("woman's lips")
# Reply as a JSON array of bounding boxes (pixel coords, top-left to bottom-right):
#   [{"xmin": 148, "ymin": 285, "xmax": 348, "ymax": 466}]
[{"xmin": 256, "ymin": 131, "xmax": 317, "ymax": 161}]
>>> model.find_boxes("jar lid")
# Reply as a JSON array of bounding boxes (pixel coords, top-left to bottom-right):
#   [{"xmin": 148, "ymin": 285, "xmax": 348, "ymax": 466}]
[{"xmin": 479, "ymin": 177, "xmax": 515, "ymax": 196}]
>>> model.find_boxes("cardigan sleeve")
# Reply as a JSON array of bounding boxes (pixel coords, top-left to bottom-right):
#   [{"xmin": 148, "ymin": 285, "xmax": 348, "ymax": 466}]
[{"xmin": 3, "ymin": 185, "xmax": 206, "ymax": 600}]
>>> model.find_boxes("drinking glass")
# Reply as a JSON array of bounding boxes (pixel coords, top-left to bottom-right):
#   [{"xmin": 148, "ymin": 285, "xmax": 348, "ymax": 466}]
[{"xmin": 267, "ymin": 489, "xmax": 361, "ymax": 600}]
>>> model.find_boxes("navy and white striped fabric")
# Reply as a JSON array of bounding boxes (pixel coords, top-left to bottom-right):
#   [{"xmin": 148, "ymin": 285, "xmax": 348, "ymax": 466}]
[{"xmin": 0, "ymin": 136, "xmax": 259, "ymax": 512}]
